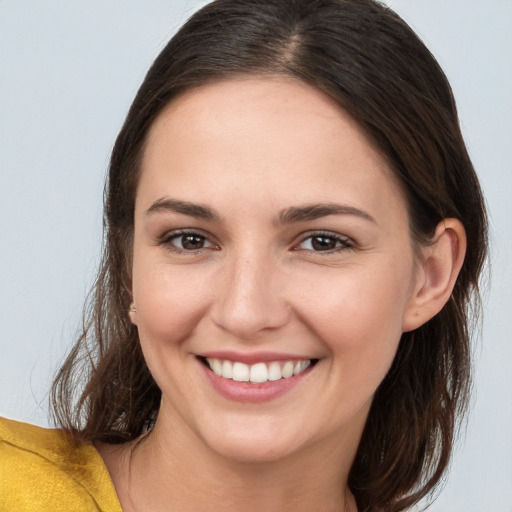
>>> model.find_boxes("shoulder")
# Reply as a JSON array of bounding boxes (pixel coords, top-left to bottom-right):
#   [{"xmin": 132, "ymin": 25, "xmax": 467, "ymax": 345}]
[{"xmin": 0, "ymin": 417, "xmax": 122, "ymax": 512}]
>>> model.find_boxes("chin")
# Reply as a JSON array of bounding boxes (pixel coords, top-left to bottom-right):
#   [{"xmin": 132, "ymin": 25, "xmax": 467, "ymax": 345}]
[
  {"xmin": 206, "ymin": 433, "xmax": 300, "ymax": 464},
  {"xmin": 194, "ymin": 414, "xmax": 308, "ymax": 464}
]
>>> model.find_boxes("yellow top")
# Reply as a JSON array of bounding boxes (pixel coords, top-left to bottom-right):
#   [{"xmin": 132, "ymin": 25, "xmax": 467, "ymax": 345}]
[{"xmin": 0, "ymin": 417, "xmax": 122, "ymax": 512}]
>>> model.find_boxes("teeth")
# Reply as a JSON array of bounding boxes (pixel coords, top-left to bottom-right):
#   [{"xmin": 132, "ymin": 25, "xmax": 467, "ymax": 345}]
[
  {"xmin": 249, "ymin": 362, "xmax": 268, "ymax": 383},
  {"xmin": 232, "ymin": 362, "xmax": 250, "ymax": 382},
  {"xmin": 221, "ymin": 360, "xmax": 233, "ymax": 379},
  {"xmin": 211, "ymin": 358, "xmax": 222, "ymax": 376},
  {"xmin": 283, "ymin": 361, "xmax": 295, "ymax": 378},
  {"xmin": 268, "ymin": 362, "xmax": 282, "ymax": 381},
  {"xmin": 205, "ymin": 358, "xmax": 312, "ymax": 383}
]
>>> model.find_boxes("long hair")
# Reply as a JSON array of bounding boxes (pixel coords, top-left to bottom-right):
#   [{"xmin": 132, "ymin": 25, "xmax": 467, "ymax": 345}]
[{"xmin": 50, "ymin": 1, "xmax": 488, "ymax": 510}]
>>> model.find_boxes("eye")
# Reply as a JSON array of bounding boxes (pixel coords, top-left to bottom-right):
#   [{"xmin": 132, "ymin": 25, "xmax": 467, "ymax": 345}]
[
  {"xmin": 160, "ymin": 230, "xmax": 217, "ymax": 253},
  {"xmin": 295, "ymin": 232, "xmax": 352, "ymax": 252}
]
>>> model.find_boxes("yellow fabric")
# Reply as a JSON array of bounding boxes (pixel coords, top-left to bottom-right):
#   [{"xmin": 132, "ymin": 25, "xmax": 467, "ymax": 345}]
[{"xmin": 0, "ymin": 417, "xmax": 123, "ymax": 512}]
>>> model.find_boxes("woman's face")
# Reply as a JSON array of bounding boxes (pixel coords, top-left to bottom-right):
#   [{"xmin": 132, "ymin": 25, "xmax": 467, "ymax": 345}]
[{"xmin": 131, "ymin": 78, "xmax": 423, "ymax": 463}]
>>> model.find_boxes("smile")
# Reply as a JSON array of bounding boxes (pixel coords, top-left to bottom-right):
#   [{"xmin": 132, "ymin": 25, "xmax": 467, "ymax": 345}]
[{"xmin": 204, "ymin": 358, "xmax": 313, "ymax": 384}]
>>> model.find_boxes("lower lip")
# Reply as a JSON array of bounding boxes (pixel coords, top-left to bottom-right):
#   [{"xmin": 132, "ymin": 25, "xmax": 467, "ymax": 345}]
[{"xmin": 200, "ymin": 361, "xmax": 314, "ymax": 403}]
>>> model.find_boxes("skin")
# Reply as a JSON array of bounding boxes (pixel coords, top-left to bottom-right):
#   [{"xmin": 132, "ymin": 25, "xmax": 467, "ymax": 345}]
[{"xmin": 98, "ymin": 77, "xmax": 466, "ymax": 512}]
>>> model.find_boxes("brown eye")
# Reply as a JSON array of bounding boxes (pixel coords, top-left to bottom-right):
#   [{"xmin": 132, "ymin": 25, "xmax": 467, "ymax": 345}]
[
  {"xmin": 163, "ymin": 231, "xmax": 216, "ymax": 252},
  {"xmin": 297, "ymin": 232, "xmax": 352, "ymax": 252},
  {"xmin": 311, "ymin": 236, "xmax": 337, "ymax": 251},
  {"xmin": 180, "ymin": 234, "xmax": 206, "ymax": 250}
]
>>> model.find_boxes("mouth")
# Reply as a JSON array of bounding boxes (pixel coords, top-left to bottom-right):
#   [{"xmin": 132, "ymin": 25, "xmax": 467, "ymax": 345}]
[{"xmin": 199, "ymin": 357, "xmax": 318, "ymax": 384}]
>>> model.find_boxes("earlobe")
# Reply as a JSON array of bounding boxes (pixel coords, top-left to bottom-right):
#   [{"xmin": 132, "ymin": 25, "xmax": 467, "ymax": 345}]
[
  {"xmin": 402, "ymin": 218, "xmax": 467, "ymax": 332},
  {"xmin": 129, "ymin": 302, "xmax": 138, "ymax": 325}
]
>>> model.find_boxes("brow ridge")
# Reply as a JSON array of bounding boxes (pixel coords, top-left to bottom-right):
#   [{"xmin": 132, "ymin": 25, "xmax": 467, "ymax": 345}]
[
  {"xmin": 146, "ymin": 197, "xmax": 375, "ymax": 225},
  {"xmin": 146, "ymin": 198, "xmax": 221, "ymax": 221},
  {"xmin": 277, "ymin": 203, "xmax": 376, "ymax": 224}
]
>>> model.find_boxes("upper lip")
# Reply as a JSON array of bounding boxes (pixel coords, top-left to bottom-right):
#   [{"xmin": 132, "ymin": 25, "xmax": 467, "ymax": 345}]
[{"xmin": 198, "ymin": 350, "xmax": 317, "ymax": 365}]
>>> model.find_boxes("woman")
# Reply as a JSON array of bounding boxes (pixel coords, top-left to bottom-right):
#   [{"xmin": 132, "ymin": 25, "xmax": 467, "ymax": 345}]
[{"xmin": 0, "ymin": 0, "xmax": 488, "ymax": 511}]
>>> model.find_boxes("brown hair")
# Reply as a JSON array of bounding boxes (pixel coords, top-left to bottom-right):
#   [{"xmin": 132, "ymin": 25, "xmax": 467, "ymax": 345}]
[{"xmin": 50, "ymin": 1, "xmax": 488, "ymax": 510}]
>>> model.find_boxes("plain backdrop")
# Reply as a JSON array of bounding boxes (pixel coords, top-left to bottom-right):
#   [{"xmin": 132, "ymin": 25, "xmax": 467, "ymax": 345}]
[{"xmin": 1, "ymin": 1, "xmax": 511, "ymax": 510}]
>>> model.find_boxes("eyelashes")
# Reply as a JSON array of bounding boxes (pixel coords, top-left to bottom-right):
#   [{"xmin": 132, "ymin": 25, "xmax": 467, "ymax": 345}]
[
  {"xmin": 157, "ymin": 229, "xmax": 354, "ymax": 255},
  {"xmin": 294, "ymin": 231, "xmax": 353, "ymax": 252},
  {"xmin": 158, "ymin": 229, "xmax": 219, "ymax": 254}
]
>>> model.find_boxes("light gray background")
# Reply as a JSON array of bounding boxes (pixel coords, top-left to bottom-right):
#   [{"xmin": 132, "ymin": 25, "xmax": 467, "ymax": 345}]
[{"xmin": 1, "ymin": 1, "xmax": 510, "ymax": 510}]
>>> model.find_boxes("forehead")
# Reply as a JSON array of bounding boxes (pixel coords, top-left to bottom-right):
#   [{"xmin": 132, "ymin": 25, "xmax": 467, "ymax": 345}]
[
  {"xmin": 138, "ymin": 77, "xmax": 407, "ymax": 225},
  {"xmin": 146, "ymin": 77, "xmax": 373, "ymax": 162}
]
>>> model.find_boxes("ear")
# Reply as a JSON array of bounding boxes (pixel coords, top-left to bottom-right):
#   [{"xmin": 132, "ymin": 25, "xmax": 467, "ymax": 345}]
[
  {"xmin": 129, "ymin": 302, "xmax": 138, "ymax": 325},
  {"xmin": 402, "ymin": 218, "xmax": 466, "ymax": 332}
]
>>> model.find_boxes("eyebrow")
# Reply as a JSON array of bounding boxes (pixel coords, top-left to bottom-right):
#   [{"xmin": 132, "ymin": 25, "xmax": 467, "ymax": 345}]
[
  {"xmin": 145, "ymin": 197, "xmax": 375, "ymax": 225},
  {"xmin": 277, "ymin": 203, "xmax": 376, "ymax": 225},
  {"xmin": 145, "ymin": 198, "xmax": 221, "ymax": 222}
]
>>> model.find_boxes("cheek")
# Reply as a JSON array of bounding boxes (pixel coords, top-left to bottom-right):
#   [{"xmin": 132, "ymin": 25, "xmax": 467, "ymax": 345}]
[
  {"xmin": 294, "ymin": 263, "xmax": 413, "ymax": 363},
  {"xmin": 131, "ymin": 254, "xmax": 213, "ymax": 345}
]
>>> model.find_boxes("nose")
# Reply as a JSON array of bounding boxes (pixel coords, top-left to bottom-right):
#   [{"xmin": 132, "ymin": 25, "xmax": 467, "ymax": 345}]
[{"xmin": 211, "ymin": 252, "xmax": 291, "ymax": 341}]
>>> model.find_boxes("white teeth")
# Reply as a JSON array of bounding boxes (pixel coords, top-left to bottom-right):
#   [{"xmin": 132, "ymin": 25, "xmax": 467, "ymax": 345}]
[
  {"xmin": 221, "ymin": 360, "xmax": 233, "ymax": 379},
  {"xmin": 281, "ymin": 361, "xmax": 294, "ymax": 379},
  {"xmin": 232, "ymin": 362, "xmax": 250, "ymax": 382},
  {"xmin": 249, "ymin": 362, "xmax": 268, "ymax": 383},
  {"xmin": 268, "ymin": 362, "xmax": 282, "ymax": 381},
  {"xmin": 211, "ymin": 358, "xmax": 222, "ymax": 376},
  {"xmin": 205, "ymin": 358, "xmax": 313, "ymax": 383}
]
